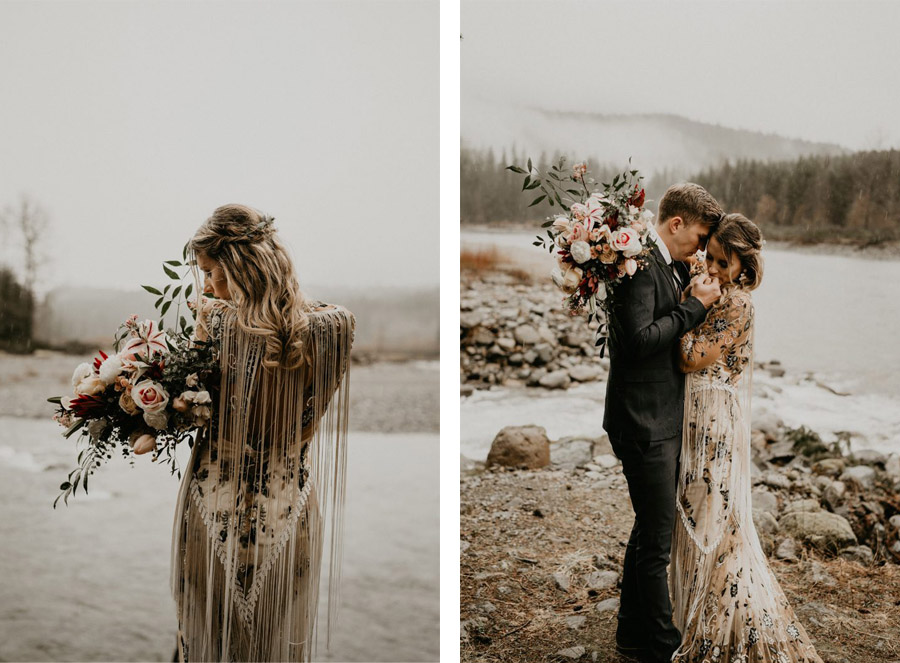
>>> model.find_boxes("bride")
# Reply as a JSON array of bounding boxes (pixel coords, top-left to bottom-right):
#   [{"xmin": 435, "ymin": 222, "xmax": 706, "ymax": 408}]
[
  {"xmin": 671, "ymin": 213, "xmax": 823, "ymax": 663},
  {"xmin": 162, "ymin": 204, "xmax": 354, "ymax": 662}
]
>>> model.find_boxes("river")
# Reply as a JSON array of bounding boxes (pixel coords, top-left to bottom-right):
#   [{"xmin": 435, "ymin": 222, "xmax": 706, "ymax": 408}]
[
  {"xmin": 461, "ymin": 229, "xmax": 900, "ymax": 460},
  {"xmin": 0, "ymin": 419, "xmax": 439, "ymax": 662}
]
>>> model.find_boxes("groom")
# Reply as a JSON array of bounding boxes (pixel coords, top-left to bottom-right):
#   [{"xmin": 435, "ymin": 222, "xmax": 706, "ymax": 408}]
[{"xmin": 603, "ymin": 183, "xmax": 723, "ymax": 663}]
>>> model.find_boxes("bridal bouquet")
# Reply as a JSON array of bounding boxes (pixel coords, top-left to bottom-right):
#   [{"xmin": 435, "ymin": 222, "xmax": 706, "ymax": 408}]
[
  {"xmin": 49, "ymin": 251, "xmax": 219, "ymax": 507},
  {"xmin": 508, "ymin": 158, "xmax": 656, "ymax": 352}
]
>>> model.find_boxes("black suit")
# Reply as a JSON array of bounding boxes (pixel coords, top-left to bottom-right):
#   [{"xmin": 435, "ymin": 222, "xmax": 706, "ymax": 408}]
[{"xmin": 602, "ymin": 244, "xmax": 708, "ymax": 662}]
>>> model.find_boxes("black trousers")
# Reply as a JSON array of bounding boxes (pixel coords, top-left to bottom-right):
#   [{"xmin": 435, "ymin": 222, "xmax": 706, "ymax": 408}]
[{"xmin": 609, "ymin": 432, "xmax": 682, "ymax": 662}]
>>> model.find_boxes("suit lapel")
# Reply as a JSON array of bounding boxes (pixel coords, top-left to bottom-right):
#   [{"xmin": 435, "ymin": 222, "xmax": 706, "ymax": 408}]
[{"xmin": 650, "ymin": 244, "xmax": 679, "ymax": 304}]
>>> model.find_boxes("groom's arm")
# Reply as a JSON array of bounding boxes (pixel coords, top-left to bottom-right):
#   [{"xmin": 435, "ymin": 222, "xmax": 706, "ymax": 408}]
[{"xmin": 613, "ymin": 267, "xmax": 708, "ymax": 360}]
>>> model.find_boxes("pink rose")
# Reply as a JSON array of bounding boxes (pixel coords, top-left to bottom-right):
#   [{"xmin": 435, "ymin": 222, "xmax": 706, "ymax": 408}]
[
  {"xmin": 131, "ymin": 380, "xmax": 169, "ymax": 413},
  {"xmin": 568, "ymin": 222, "xmax": 589, "ymax": 243},
  {"xmin": 610, "ymin": 228, "xmax": 643, "ymax": 258}
]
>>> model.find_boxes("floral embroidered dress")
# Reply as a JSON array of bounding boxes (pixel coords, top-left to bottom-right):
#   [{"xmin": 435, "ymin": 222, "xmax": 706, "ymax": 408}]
[
  {"xmin": 670, "ymin": 288, "xmax": 823, "ymax": 663},
  {"xmin": 171, "ymin": 297, "xmax": 354, "ymax": 662}
]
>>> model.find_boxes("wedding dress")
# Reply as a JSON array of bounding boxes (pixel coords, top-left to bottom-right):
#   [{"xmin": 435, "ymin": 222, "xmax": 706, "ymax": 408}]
[
  {"xmin": 170, "ymin": 297, "xmax": 354, "ymax": 662},
  {"xmin": 670, "ymin": 288, "xmax": 823, "ymax": 663}
]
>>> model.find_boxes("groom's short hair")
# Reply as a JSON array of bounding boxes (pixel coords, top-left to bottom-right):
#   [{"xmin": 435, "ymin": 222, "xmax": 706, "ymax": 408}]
[{"xmin": 658, "ymin": 183, "xmax": 723, "ymax": 228}]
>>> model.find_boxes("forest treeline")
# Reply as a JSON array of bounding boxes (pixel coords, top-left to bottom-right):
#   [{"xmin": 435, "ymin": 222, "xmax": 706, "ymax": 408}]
[{"xmin": 461, "ymin": 146, "xmax": 900, "ymax": 244}]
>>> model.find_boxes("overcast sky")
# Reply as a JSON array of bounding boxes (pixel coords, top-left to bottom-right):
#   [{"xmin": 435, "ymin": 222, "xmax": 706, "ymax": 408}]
[
  {"xmin": 0, "ymin": 0, "xmax": 437, "ymax": 297},
  {"xmin": 462, "ymin": 0, "xmax": 900, "ymax": 151}
]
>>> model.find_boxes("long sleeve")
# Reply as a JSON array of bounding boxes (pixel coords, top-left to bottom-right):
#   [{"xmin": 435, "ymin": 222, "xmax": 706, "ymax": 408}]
[
  {"xmin": 612, "ymin": 263, "xmax": 708, "ymax": 360},
  {"xmin": 680, "ymin": 289, "xmax": 753, "ymax": 373}
]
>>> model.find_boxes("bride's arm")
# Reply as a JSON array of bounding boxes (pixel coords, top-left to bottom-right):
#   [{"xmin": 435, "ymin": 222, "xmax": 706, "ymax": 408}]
[{"xmin": 679, "ymin": 291, "xmax": 752, "ymax": 373}]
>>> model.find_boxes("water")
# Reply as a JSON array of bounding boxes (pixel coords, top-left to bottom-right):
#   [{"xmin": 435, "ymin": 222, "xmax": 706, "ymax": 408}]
[
  {"xmin": 0, "ymin": 418, "xmax": 438, "ymax": 662},
  {"xmin": 462, "ymin": 229, "xmax": 900, "ymax": 460}
]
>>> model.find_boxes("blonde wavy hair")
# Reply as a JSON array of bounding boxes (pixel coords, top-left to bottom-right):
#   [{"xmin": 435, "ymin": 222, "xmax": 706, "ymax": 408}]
[{"xmin": 189, "ymin": 204, "xmax": 310, "ymax": 369}]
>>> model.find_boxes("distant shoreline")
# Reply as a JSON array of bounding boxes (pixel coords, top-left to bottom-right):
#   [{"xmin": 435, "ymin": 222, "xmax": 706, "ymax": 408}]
[{"xmin": 461, "ymin": 224, "xmax": 900, "ymax": 261}]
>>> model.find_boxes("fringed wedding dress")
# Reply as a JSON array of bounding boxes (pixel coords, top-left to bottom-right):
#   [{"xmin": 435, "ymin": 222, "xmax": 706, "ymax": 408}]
[
  {"xmin": 171, "ymin": 297, "xmax": 354, "ymax": 662},
  {"xmin": 670, "ymin": 288, "xmax": 823, "ymax": 663}
]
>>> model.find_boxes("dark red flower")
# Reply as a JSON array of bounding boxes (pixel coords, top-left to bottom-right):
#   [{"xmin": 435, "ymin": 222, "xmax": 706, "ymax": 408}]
[
  {"xmin": 630, "ymin": 187, "xmax": 645, "ymax": 208},
  {"xmin": 68, "ymin": 394, "xmax": 108, "ymax": 418},
  {"xmin": 92, "ymin": 350, "xmax": 109, "ymax": 372}
]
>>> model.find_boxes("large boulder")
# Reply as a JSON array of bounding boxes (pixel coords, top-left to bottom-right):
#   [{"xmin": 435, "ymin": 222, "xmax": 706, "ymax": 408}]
[
  {"xmin": 778, "ymin": 510, "xmax": 858, "ymax": 552},
  {"xmin": 539, "ymin": 370, "xmax": 571, "ymax": 390},
  {"xmin": 551, "ymin": 437, "xmax": 594, "ymax": 468},
  {"xmin": 487, "ymin": 425, "xmax": 551, "ymax": 469}
]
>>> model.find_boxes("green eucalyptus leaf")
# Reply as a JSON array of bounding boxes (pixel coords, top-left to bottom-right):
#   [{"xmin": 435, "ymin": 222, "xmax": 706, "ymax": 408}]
[
  {"xmin": 164, "ymin": 260, "xmax": 183, "ymax": 267},
  {"xmin": 142, "ymin": 285, "xmax": 163, "ymax": 296},
  {"xmin": 185, "ymin": 283, "xmax": 193, "ymax": 298},
  {"xmin": 163, "ymin": 265, "xmax": 179, "ymax": 280},
  {"xmin": 161, "ymin": 300, "xmax": 172, "ymax": 317},
  {"xmin": 529, "ymin": 194, "xmax": 547, "ymax": 207},
  {"xmin": 172, "ymin": 285, "xmax": 182, "ymax": 299}
]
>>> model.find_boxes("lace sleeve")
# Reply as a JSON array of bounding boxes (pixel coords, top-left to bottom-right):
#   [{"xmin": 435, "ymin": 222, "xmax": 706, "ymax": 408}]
[{"xmin": 680, "ymin": 289, "xmax": 753, "ymax": 373}]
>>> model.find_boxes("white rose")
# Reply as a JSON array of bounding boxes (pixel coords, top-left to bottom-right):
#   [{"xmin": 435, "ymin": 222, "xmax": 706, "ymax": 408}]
[
  {"xmin": 193, "ymin": 390, "xmax": 211, "ymax": 405},
  {"xmin": 562, "ymin": 267, "xmax": 583, "ymax": 292},
  {"xmin": 551, "ymin": 215, "xmax": 571, "ymax": 231},
  {"xmin": 185, "ymin": 373, "xmax": 199, "ymax": 388},
  {"xmin": 551, "ymin": 266, "xmax": 566, "ymax": 289},
  {"xmin": 143, "ymin": 409, "xmax": 169, "ymax": 431},
  {"xmin": 71, "ymin": 363, "xmax": 93, "ymax": 389},
  {"xmin": 98, "ymin": 355, "xmax": 125, "ymax": 386},
  {"xmin": 75, "ymin": 375, "xmax": 106, "ymax": 396},
  {"xmin": 555, "ymin": 234, "xmax": 569, "ymax": 249},
  {"xmin": 570, "ymin": 240, "xmax": 592, "ymax": 264},
  {"xmin": 610, "ymin": 228, "xmax": 643, "ymax": 258},
  {"xmin": 132, "ymin": 379, "xmax": 169, "ymax": 413}
]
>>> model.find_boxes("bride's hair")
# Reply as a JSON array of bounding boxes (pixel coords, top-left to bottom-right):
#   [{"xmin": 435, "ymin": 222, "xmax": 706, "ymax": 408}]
[
  {"xmin": 714, "ymin": 213, "xmax": 764, "ymax": 290},
  {"xmin": 189, "ymin": 204, "xmax": 310, "ymax": 369}
]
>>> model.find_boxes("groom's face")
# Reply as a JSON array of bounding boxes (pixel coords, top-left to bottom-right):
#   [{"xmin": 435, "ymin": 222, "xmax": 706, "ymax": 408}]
[{"xmin": 670, "ymin": 218, "xmax": 711, "ymax": 260}]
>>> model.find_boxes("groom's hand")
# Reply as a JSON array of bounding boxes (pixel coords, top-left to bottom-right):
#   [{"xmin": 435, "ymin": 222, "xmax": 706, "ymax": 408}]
[{"xmin": 691, "ymin": 275, "xmax": 721, "ymax": 308}]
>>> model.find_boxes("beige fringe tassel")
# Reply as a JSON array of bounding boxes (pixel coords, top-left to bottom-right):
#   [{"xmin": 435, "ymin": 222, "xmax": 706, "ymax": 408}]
[{"xmin": 171, "ymin": 302, "xmax": 354, "ymax": 662}]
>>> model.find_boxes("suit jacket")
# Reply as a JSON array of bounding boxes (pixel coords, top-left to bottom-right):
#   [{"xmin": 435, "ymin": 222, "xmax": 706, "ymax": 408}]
[{"xmin": 602, "ymin": 244, "xmax": 708, "ymax": 442}]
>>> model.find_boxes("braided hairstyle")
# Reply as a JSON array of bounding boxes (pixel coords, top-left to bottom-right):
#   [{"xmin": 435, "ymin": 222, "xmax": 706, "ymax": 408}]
[
  {"xmin": 714, "ymin": 213, "xmax": 764, "ymax": 290},
  {"xmin": 189, "ymin": 204, "xmax": 311, "ymax": 369}
]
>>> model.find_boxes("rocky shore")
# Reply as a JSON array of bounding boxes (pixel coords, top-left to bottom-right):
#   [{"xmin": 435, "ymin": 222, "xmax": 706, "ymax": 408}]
[
  {"xmin": 461, "ymin": 273, "xmax": 606, "ymax": 391},
  {"xmin": 461, "ymin": 271, "xmax": 900, "ymax": 662},
  {"xmin": 461, "ymin": 425, "xmax": 900, "ymax": 663}
]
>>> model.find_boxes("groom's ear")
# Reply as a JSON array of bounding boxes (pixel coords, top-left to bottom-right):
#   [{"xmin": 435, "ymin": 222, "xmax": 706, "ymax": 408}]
[{"xmin": 667, "ymin": 216, "xmax": 685, "ymax": 233}]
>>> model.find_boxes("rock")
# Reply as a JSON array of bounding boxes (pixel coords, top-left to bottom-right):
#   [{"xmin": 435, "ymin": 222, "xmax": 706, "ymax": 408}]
[
  {"xmin": 783, "ymin": 499, "xmax": 821, "ymax": 515},
  {"xmin": 853, "ymin": 449, "xmax": 887, "ymax": 467},
  {"xmin": 552, "ymin": 571, "xmax": 571, "ymax": 592},
  {"xmin": 779, "ymin": 510, "xmax": 857, "ymax": 552},
  {"xmin": 592, "ymin": 454, "xmax": 619, "ymax": 469},
  {"xmin": 536, "ymin": 343, "xmax": 554, "ymax": 364},
  {"xmin": 823, "ymin": 480, "xmax": 846, "ymax": 509},
  {"xmin": 752, "ymin": 509, "xmax": 780, "ymax": 536},
  {"xmin": 892, "ymin": 541, "xmax": 900, "ymax": 556},
  {"xmin": 563, "ymin": 331, "xmax": 590, "ymax": 347},
  {"xmin": 551, "ymin": 437, "xmax": 594, "ymax": 468},
  {"xmin": 460, "ymin": 454, "xmax": 484, "ymax": 473},
  {"xmin": 514, "ymin": 324, "xmax": 540, "ymax": 345},
  {"xmin": 526, "ymin": 368, "xmax": 547, "ymax": 386},
  {"xmin": 889, "ymin": 515, "xmax": 900, "ymax": 530},
  {"xmin": 805, "ymin": 560, "xmax": 837, "ymax": 587},
  {"xmin": 840, "ymin": 465, "xmax": 877, "ymax": 490},
  {"xmin": 753, "ymin": 407, "xmax": 783, "ymax": 437},
  {"xmin": 539, "ymin": 370, "xmax": 571, "ymax": 390},
  {"xmin": 460, "ymin": 384, "xmax": 475, "ymax": 397},
  {"xmin": 565, "ymin": 615, "xmax": 586, "ymax": 630},
  {"xmin": 508, "ymin": 352, "xmax": 524, "ymax": 366},
  {"xmin": 487, "ymin": 425, "xmax": 551, "ymax": 469},
  {"xmin": 556, "ymin": 646, "xmax": 586, "ymax": 660},
  {"xmin": 568, "ymin": 365, "xmax": 601, "ymax": 382},
  {"xmin": 751, "ymin": 489, "xmax": 778, "ymax": 516},
  {"xmin": 496, "ymin": 337, "xmax": 516, "ymax": 351},
  {"xmin": 461, "ymin": 540, "xmax": 470, "ymax": 554},
  {"xmin": 592, "ymin": 435, "xmax": 614, "ymax": 457},
  {"xmin": 886, "ymin": 454, "xmax": 900, "ymax": 479},
  {"xmin": 812, "ymin": 458, "xmax": 845, "ymax": 477},
  {"xmin": 523, "ymin": 349, "xmax": 539, "ymax": 365},
  {"xmin": 585, "ymin": 570, "xmax": 619, "ymax": 591},
  {"xmin": 775, "ymin": 537, "xmax": 799, "ymax": 561},
  {"xmin": 595, "ymin": 597, "xmax": 620, "ymax": 614},
  {"xmin": 766, "ymin": 440, "xmax": 796, "ymax": 463},
  {"xmin": 840, "ymin": 545, "xmax": 874, "ymax": 566},
  {"xmin": 460, "ymin": 311, "xmax": 484, "ymax": 329},
  {"xmin": 760, "ymin": 470, "xmax": 792, "ymax": 490},
  {"xmin": 477, "ymin": 601, "xmax": 496, "ymax": 614},
  {"xmin": 768, "ymin": 366, "xmax": 786, "ymax": 378},
  {"xmin": 471, "ymin": 327, "xmax": 495, "ymax": 346}
]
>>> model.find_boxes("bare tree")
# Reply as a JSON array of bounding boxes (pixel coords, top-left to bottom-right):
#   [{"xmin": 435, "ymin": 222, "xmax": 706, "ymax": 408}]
[{"xmin": 1, "ymin": 194, "xmax": 49, "ymax": 293}]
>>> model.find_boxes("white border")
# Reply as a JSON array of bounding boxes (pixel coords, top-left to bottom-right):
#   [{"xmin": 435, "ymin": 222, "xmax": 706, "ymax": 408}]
[{"xmin": 440, "ymin": 0, "xmax": 461, "ymax": 660}]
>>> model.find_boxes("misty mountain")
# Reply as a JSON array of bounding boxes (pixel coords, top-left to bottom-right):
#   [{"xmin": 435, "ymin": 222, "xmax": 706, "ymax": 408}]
[
  {"xmin": 462, "ymin": 98, "xmax": 849, "ymax": 178},
  {"xmin": 34, "ymin": 285, "xmax": 438, "ymax": 359}
]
